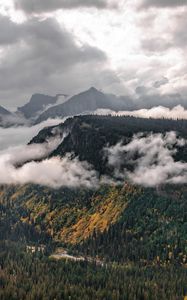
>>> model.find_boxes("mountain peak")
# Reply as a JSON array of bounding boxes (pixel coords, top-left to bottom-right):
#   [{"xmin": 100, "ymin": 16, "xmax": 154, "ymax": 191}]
[
  {"xmin": 17, "ymin": 93, "xmax": 58, "ymax": 119},
  {"xmin": 28, "ymin": 93, "xmax": 57, "ymax": 104},
  {"xmin": 88, "ymin": 87, "xmax": 100, "ymax": 93}
]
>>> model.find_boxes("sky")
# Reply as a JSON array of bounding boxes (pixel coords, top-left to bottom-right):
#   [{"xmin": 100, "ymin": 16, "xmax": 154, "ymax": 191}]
[{"xmin": 0, "ymin": 0, "xmax": 187, "ymax": 110}]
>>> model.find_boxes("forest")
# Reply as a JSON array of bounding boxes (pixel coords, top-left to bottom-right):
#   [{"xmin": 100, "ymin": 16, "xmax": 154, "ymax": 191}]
[{"xmin": 1, "ymin": 115, "xmax": 187, "ymax": 299}]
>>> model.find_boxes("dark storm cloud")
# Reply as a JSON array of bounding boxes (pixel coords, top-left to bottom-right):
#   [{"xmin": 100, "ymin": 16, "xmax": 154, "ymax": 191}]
[
  {"xmin": 0, "ymin": 15, "xmax": 118, "ymax": 108},
  {"xmin": 14, "ymin": 0, "xmax": 117, "ymax": 14},
  {"xmin": 140, "ymin": 0, "xmax": 187, "ymax": 9}
]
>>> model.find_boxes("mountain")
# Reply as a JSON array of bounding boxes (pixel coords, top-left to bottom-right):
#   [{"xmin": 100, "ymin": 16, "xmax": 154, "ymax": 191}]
[
  {"xmin": 24, "ymin": 115, "xmax": 187, "ymax": 250},
  {"xmin": 17, "ymin": 93, "xmax": 59, "ymax": 120},
  {"xmin": 35, "ymin": 87, "xmax": 133, "ymax": 124},
  {"xmin": 30, "ymin": 115, "xmax": 187, "ymax": 174},
  {"xmin": 0, "ymin": 105, "xmax": 24, "ymax": 127},
  {"xmin": 0, "ymin": 105, "xmax": 12, "ymax": 116},
  {"xmin": 1, "ymin": 115, "xmax": 187, "ymax": 299}
]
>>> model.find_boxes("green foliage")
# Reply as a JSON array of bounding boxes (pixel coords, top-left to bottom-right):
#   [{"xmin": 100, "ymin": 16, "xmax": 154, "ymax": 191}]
[
  {"xmin": 76, "ymin": 185, "xmax": 187, "ymax": 264},
  {"xmin": 31, "ymin": 115, "xmax": 187, "ymax": 174},
  {"xmin": 1, "ymin": 115, "xmax": 187, "ymax": 299},
  {"xmin": 1, "ymin": 241, "xmax": 187, "ymax": 300}
]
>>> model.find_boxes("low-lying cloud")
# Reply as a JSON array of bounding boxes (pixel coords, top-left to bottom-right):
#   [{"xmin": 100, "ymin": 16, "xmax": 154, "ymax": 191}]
[
  {"xmin": 105, "ymin": 132, "xmax": 187, "ymax": 187},
  {"xmin": 0, "ymin": 117, "xmax": 66, "ymax": 150},
  {"xmin": 0, "ymin": 116, "xmax": 98, "ymax": 188},
  {"xmin": 95, "ymin": 105, "xmax": 187, "ymax": 120},
  {"xmin": 0, "ymin": 113, "xmax": 28, "ymax": 128},
  {"xmin": 0, "ymin": 121, "xmax": 186, "ymax": 188},
  {"xmin": 0, "ymin": 141, "xmax": 98, "ymax": 188}
]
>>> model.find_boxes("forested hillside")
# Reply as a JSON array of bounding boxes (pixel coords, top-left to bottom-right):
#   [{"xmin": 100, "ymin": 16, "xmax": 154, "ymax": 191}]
[
  {"xmin": 1, "ymin": 115, "xmax": 187, "ymax": 299},
  {"xmin": 30, "ymin": 115, "xmax": 187, "ymax": 174}
]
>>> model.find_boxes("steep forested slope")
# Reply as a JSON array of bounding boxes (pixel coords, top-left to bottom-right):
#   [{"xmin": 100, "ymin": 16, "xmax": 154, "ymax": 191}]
[
  {"xmin": 1, "ymin": 183, "xmax": 187, "ymax": 265},
  {"xmin": 30, "ymin": 115, "xmax": 187, "ymax": 174},
  {"xmin": 1, "ymin": 115, "xmax": 187, "ymax": 299}
]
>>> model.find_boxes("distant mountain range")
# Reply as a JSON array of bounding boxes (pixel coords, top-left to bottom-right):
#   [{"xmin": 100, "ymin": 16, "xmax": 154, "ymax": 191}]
[
  {"xmin": 0, "ymin": 87, "xmax": 133, "ymax": 127},
  {"xmin": 0, "ymin": 86, "xmax": 186, "ymax": 127},
  {"xmin": 17, "ymin": 93, "xmax": 59, "ymax": 120},
  {"xmin": 34, "ymin": 87, "xmax": 133, "ymax": 124}
]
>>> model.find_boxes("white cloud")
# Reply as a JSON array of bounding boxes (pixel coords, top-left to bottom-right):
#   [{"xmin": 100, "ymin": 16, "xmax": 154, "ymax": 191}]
[
  {"xmin": 0, "ymin": 153, "xmax": 98, "ymax": 188},
  {"xmin": 105, "ymin": 132, "xmax": 187, "ymax": 187},
  {"xmin": 0, "ymin": 0, "xmax": 187, "ymax": 107},
  {"xmin": 0, "ymin": 119, "xmax": 186, "ymax": 189},
  {"xmin": 0, "ymin": 136, "xmax": 98, "ymax": 188},
  {"xmin": 0, "ymin": 117, "xmax": 65, "ymax": 150},
  {"xmin": 95, "ymin": 105, "xmax": 187, "ymax": 120}
]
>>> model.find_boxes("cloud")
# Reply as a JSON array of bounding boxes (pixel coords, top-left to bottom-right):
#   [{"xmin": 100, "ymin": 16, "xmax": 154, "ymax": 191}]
[
  {"xmin": 139, "ymin": 7, "xmax": 187, "ymax": 53},
  {"xmin": 0, "ymin": 143, "xmax": 98, "ymax": 188},
  {"xmin": 172, "ymin": 13, "xmax": 187, "ymax": 49},
  {"xmin": 153, "ymin": 77, "xmax": 169, "ymax": 88},
  {"xmin": 0, "ymin": 114, "xmax": 99, "ymax": 188},
  {"xmin": 0, "ymin": 140, "xmax": 61, "ymax": 166},
  {"xmin": 105, "ymin": 132, "xmax": 187, "ymax": 187},
  {"xmin": 0, "ymin": 113, "xmax": 28, "ymax": 127},
  {"xmin": 95, "ymin": 105, "xmax": 187, "ymax": 120},
  {"xmin": 0, "ymin": 118, "xmax": 186, "ymax": 189},
  {"xmin": 140, "ymin": 0, "xmax": 187, "ymax": 9},
  {"xmin": 0, "ymin": 15, "xmax": 117, "ymax": 109},
  {"xmin": 14, "ymin": 0, "xmax": 117, "ymax": 14},
  {"xmin": 140, "ymin": 37, "xmax": 172, "ymax": 53},
  {"xmin": 0, "ymin": 117, "xmax": 65, "ymax": 150},
  {"xmin": 0, "ymin": 0, "xmax": 187, "ymax": 119},
  {"xmin": 135, "ymin": 91, "xmax": 186, "ymax": 109},
  {"xmin": 0, "ymin": 15, "xmax": 21, "ymax": 45}
]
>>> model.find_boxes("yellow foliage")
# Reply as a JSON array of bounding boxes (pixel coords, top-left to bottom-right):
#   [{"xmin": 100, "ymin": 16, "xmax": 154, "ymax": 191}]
[
  {"xmin": 59, "ymin": 186, "xmax": 133, "ymax": 244},
  {"xmin": 0, "ymin": 184, "xmax": 140, "ymax": 245}
]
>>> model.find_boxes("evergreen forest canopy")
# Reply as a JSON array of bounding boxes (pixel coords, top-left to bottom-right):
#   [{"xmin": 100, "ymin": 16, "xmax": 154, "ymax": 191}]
[{"xmin": 0, "ymin": 115, "xmax": 187, "ymax": 300}]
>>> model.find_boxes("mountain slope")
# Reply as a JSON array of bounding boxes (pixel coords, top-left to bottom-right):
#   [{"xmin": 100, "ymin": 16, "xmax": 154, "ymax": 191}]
[
  {"xmin": 1, "ymin": 115, "xmax": 186, "ymax": 256},
  {"xmin": 35, "ymin": 87, "xmax": 133, "ymax": 123},
  {"xmin": 30, "ymin": 115, "xmax": 187, "ymax": 174},
  {"xmin": 0, "ymin": 105, "xmax": 24, "ymax": 127},
  {"xmin": 0, "ymin": 183, "xmax": 187, "ymax": 265},
  {"xmin": 0, "ymin": 105, "xmax": 12, "ymax": 116},
  {"xmin": 1, "ymin": 114, "xmax": 187, "ymax": 299},
  {"xmin": 17, "ymin": 93, "xmax": 59, "ymax": 119}
]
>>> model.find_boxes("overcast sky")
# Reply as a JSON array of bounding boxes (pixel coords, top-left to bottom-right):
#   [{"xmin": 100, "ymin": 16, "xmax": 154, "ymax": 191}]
[{"xmin": 0, "ymin": 0, "xmax": 187, "ymax": 110}]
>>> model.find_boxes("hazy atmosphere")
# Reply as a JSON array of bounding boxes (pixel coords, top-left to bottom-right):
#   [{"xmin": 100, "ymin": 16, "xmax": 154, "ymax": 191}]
[
  {"xmin": 1, "ymin": 2, "xmax": 187, "ymax": 299},
  {"xmin": 0, "ymin": 0, "xmax": 187, "ymax": 109},
  {"xmin": 0, "ymin": 0, "xmax": 187, "ymax": 187}
]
